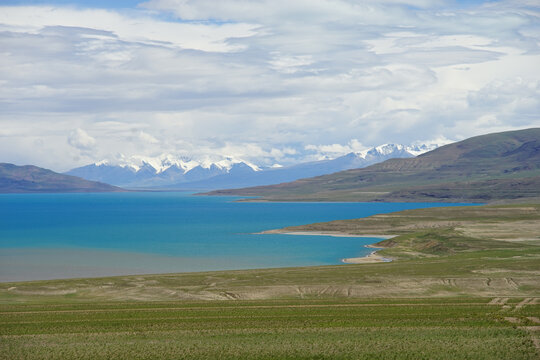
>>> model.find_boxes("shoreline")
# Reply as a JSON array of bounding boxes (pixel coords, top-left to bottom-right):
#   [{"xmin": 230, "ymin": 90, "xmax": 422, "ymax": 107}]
[
  {"xmin": 259, "ymin": 229, "xmax": 396, "ymax": 239},
  {"xmin": 341, "ymin": 245, "xmax": 393, "ymax": 264},
  {"xmin": 259, "ymin": 230, "xmax": 396, "ymax": 264}
]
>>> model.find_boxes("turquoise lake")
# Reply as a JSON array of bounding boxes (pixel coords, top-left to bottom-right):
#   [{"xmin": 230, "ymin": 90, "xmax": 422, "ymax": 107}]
[{"xmin": 0, "ymin": 192, "xmax": 470, "ymax": 281}]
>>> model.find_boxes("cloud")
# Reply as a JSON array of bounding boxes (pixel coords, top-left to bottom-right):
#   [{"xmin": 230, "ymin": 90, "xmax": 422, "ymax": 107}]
[
  {"xmin": 68, "ymin": 128, "xmax": 96, "ymax": 151},
  {"xmin": 305, "ymin": 139, "xmax": 367, "ymax": 160},
  {"xmin": 0, "ymin": 6, "xmax": 258, "ymax": 52},
  {"xmin": 137, "ymin": 131, "xmax": 160, "ymax": 144},
  {"xmin": 0, "ymin": 1, "xmax": 539, "ymax": 171},
  {"xmin": 140, "ymin": 0, "xmax": 445, "ymax": 23}
]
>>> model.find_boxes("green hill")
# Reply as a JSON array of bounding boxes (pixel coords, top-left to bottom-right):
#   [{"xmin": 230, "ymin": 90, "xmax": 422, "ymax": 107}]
[
  {"xmin": 206, "ymin": 128, "xmax": 540, "ymax": 202},
  {"xmin": 0, "ymin": 163, "xmax": 124, "ymax": 193}
]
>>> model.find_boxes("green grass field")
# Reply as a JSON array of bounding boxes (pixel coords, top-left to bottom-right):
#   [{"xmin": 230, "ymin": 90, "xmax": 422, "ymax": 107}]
[
  {"xmin": 1, "ymin": 203, "xmax": 539, "ymax": 359},
  {"xmin": 1, "ymin": 298, "xmax": 539, "ymax": 359}
]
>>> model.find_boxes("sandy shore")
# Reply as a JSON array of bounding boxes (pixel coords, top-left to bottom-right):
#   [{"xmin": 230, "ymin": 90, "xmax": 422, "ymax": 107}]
[
  {"xmin": 260, "ymin": 230, "xmax": 396, "ymax": 239},
  {"xmin": 259, "ymin": 230, "xmax": 395, "ymax": 264},
  {"xmin": 341, "ymin": 247, "xmax": 393, "ymax": 264}
]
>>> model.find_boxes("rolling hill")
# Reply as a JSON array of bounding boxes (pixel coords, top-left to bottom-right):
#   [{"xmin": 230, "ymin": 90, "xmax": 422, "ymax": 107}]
[
  {"xmin": 205, "ymin": 128, "xmax": 540, "ymax": 202},
  {"xmin": 0, "ymin": 163, "xmax": 124, "ymax": 193}
]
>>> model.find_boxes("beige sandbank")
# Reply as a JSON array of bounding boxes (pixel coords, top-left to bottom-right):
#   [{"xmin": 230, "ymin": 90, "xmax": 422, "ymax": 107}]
[
  {"xmin": 260, "ymin": 229, "xmax": 396, "ymax": 239},
  {"xmin": 259, "ymin": 230, "xmax": 395, "ymax": 264},
  {"xmin": 341, "ymin": 247, "xmax": 393, "ymax": 264}
]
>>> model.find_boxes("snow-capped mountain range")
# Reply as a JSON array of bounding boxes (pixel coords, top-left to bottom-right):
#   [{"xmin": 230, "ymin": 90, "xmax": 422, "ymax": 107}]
[
  {"xmin": 95, "ymin": 154, "xmax": 260, "ymax": 174},
  {"xmin": 65, "ymin": 143, "xmax": 442, "ymax": 190},
  {"xmin": 66, "ymin": 155, "xmax": 260, "ymax": 189}
]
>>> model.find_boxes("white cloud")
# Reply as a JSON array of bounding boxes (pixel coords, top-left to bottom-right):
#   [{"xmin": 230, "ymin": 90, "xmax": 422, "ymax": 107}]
[
  {"xmin": 0, "ymin": 1, "xmax": 539, "ymax": 171},
  {"xmin": 137, "ymin": 131, "xmax": 160, "ymax": 144},
  {"xmin": 269, "ymin": 53, "xmax": 315, "ymax": 74},
  {"xmin": 0, "ymin": 6, "xmax": 258, "ymax": 52},
  {"xmin": 305, "ymin": 139, "xmax": 367, "ymax": 160},
  {"xmin": 68, "ymin": 128, "xmax": 96, "ymax": 151}
]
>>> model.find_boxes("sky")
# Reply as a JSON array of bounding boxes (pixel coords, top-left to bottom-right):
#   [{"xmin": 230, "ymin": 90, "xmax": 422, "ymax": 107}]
[{"xmin": 0, "ymin": 0, "xmax": 539, "ymax": 171}]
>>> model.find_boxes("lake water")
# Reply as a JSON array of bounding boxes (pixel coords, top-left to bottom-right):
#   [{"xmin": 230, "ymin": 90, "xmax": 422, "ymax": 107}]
[{"xmin": 0, "ymin": 192, "xmax": 469, "ymax": 281}]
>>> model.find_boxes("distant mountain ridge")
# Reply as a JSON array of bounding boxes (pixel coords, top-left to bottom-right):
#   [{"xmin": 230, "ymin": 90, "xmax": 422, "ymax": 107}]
[
  {"xmin": 66, "ymin": 156, "xmax": 261, "ymax": 189},
  {"xmin": 66, "ymin": 143, "xmax": 440, "ymax": 190},
  {"xmin": 0, "ymin": 163, "xmax": 124, "ymax": 193},
  {"xmin": 206, "ymin": 128, "xmax": 540, "ymax": 202}
]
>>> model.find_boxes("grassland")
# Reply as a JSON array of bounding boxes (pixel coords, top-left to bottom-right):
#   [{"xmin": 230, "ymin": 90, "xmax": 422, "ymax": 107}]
[
  {"xmin": 1, "ymin": 298, "xmax": 539, "ymax": 359},
  {"xmin": 1, "ymin": 203, "xmax": 539, "ymax": 359}
]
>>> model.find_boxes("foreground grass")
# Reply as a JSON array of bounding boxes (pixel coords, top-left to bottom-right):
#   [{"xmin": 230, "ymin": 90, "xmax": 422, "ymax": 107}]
[{"xmin": 1, "ymin": 298, "xmax": 539, "ymax": 359}]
